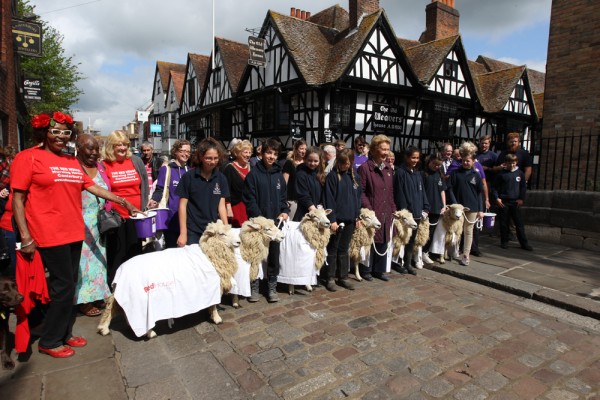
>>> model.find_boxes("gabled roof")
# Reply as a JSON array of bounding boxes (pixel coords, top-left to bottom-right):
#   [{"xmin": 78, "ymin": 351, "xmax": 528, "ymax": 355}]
[
  {"xmin": 533, "ymin": 92, "xmax": 544, "ymax": 118},
  {"xmin": 156, "ymin": 61, "xmax": 186, "ymax": 92},
  {"xmin": 215, "ymin": 37, "xmax": 248, "ymax": 93},
  {"xmin": 403, "ymin": 35, "xmax": 459, "ymax": 83},
  {"xmin": 474, "ymin": 66, "xmax": 526, "ymax": 113},
  {"xmin": 397, "ymin": 37, "xmax": 420, "ymax": 50},
  {"xmin": 526, "ymin": 69, "xmax": 545, "ymax": 94},
  {"xmin": 188, "ymin": 53, "xmax": 210, "ymax": 85},
  {"xmin": 168, "ymin": 70, "xmax": 185, "ymax": 105},
  {"xmin": 476, "ymin": 55, "xmax": 545, "ymax": 94},
  {"xmin": 307, "ymin": 4, "xmax": 349, "ymax": 32},
  {"xmin": 475, "ymin": 55, "xmax": 515, "ymax": 73}
]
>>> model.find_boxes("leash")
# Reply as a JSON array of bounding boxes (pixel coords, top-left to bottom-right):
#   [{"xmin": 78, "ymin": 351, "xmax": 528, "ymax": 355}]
[{"xmin": 462, "ymin": 210, "xmax": 483, "ymax": 229}]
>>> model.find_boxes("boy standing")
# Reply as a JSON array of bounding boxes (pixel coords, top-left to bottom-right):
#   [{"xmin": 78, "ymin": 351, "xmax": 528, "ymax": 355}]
[
  {"xmin": 493, "ymin": 153, "xmax": 533, "ymax": 251},
  {"xmin": 243, "ymin": 138, "xmax": 290, "ymax": 302}
]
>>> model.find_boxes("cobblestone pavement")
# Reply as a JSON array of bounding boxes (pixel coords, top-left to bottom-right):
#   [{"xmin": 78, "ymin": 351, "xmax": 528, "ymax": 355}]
[{"xmin": 4, "ymin": 265, "xmax": 599, "ymax": 400}]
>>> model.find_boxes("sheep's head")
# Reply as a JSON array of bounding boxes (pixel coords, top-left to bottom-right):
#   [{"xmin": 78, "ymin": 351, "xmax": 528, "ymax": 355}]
[
  {"xmin": 445, "ymin": 204, "xmax": 468, "ymax": 221},
  {"xmin": 201, "ymin": 220, "xmax": 241, "ymax": 248},
  {"xmin": 358, "ymin": 208, "xmax": 381, "ymax": 229},
  {"xmin": 242, "ymin": 217, "xmax": 285, "ymax": 243},
  {"xmin": 393, "ymin": 209, "xmax": 418, "ymax": 230},
  {"xmin": 301, "ymin": 208, "xmax": 332, "ymax": 229}
]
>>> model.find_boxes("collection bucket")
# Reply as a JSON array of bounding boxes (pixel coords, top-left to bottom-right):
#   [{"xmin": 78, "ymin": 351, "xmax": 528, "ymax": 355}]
[
  {"xmin": 150, "ymin": 208, "xmax": 170, "ymax": 231},
  {"xmin": 131, "ymin": 211, "xmax": 157, "ymax": 238},
  {"xmin": 482, "ymin": 212, "xmax": 496, "ymax": 229}
]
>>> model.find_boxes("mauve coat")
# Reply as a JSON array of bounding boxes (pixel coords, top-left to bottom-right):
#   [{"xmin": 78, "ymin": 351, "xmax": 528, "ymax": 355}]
[{"xmin": 358, "ymin": 159, "xmax": 397, "ymax": 243}]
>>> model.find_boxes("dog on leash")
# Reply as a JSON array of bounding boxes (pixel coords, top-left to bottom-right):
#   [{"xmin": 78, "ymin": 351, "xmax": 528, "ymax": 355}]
[{"xmin": 0, "ymin": 276, "xmax": 24, "ymax": 369}]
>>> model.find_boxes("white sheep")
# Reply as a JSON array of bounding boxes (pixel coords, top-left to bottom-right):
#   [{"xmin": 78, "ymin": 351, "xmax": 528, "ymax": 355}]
[
  {"xmin": 231, "ymin": 217, "xmax": 285, "ymax": 308},
  {"xmin": 282, "ymin": 208, "xmax": 332, "ymax": 295},
  {"xmin": 97, "ymin": 221, "xmax": 240, "ymax": 338},
  {"xmin": 430, "ymin": 204, "xmax": 467, "ymax": 263},
  {"xmin": 412, "ymin": 217, "xmax": 430, "ymax": 269},
  {"xmin": 391, "ymin": 209, "xmax": 418, "ymax": 260},
  {"xmin": 349, "ymin": 208, "xmax": 382, "ymax": 282}
]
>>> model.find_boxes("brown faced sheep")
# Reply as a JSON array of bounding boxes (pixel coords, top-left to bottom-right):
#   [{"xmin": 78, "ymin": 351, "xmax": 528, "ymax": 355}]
[
  {"xmin": 283, "ymin": 208, "xmax": 332, "ymax": 295},
  {"xmin": 391, "ymin": 209, "xmax": 418, "ymax": 260},
  {"xmin": 97, "ymin": 221, "xmax": 240, "ymax": 338},
  {"xmin": 349, "ymin": 208, "xmax": 381, "ymax": 282},
  {"xmin": 231, "ymin": 217, "xmax": 285, "ymax": 308},
  {"xmin": 412, "ymin": 217, "xmax": 430, "ymax": 269}
]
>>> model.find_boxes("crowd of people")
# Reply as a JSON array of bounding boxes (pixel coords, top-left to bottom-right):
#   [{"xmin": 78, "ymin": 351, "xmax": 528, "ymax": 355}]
[{"xmin": 0, "ymin": 110, "xmax": 534, "ymax": 359}]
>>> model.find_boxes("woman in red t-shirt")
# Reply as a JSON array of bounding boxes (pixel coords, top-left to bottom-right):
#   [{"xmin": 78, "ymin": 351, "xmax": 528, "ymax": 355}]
[
  {"xmin": 12, "ymin": 112, "xmax": 141, "ymax": 359},
  {"xmin": 100, "ymin": 130, "xmax": 150, "ymax": 286}
]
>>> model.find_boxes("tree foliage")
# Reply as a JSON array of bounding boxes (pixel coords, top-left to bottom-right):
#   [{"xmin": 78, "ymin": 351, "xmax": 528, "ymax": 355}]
[{"xmin": 17, "ymin": 0, "xmax": 85, "ymax": 115}]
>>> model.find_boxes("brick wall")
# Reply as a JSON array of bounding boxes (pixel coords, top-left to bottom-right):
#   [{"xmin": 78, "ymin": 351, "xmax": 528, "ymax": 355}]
[
  {"xmin": 0, "ymin": 0, "xmax": 19, "ymax": 147},
  {"xmin": 349, "ymin": 0, "xmax": 380, "ymax": 29},
  {"xmin": 420, "ymin": 0, "xmax": 460, "ymax": 43},
  {"xmin": 540, "ymin": 0, "xmax": 600, "ymax": 190}
]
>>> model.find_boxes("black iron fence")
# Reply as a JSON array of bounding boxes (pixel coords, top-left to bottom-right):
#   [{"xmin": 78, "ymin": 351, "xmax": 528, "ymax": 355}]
[{"xmin": 531, "ymin": 129, "xmax": 600, "ymax": 192}]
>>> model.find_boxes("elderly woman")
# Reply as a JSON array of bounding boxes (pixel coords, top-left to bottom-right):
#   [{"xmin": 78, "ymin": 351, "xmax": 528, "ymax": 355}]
[
  {"xmin": 148, "ymin": 140, "xmax": 191, "ymax": 247},
  {"xmin": 75, "ymin": 134, "xmax": 111, "ymax": 317},
  {"xmin": 222, "ymin": 139, "xmax": 253, "ymax": 228},
  {"xmin": 101, "ymin": 130, "xmax": 149, "ymax": 286},
  {"xmin": 12, "ymin": 112, "xmax": 140, "ymax": 358},
  {"xmin": 357, "ymin": 134, "xmax": 396, "ymax": 281}
]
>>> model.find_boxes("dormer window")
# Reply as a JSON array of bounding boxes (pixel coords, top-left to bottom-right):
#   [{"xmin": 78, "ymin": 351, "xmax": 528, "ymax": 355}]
[
  {"xmin": 444, "ymin": 59, "xmax": 459, "ymax": 80},
  {"xmin": 213, "ymin": 68, "xmax": 221, "ymax": 88}
]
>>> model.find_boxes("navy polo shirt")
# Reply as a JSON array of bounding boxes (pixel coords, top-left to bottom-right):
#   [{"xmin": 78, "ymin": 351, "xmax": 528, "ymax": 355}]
[{"xmin": 175, "ymin": 168, "xmax": 230, "ymax": 236}]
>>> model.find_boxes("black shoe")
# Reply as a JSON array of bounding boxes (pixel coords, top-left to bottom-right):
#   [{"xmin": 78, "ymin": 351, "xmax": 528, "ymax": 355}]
[
  {"xmin": 521, "ymin": 244, "xmax": 533, "ymax": 251},
  {"xmin": 391, "ymin": 263, "xmax": 407, "ymax": 274},
  {"xmin": 470, "ymin": 250, "xmax": 482, "ymax": 257},
  {"xmin": 372, "ymin": 273, "xmax": 389, "ymax": 282},
  {"xmin": 362, "ymin": 273, "xmax": 373, "ymax": 281},
  {"xmin": 405, "ymin": 266, "xmax": 417, "ymax": 276},
  {"xmin": 500, "ymin": 243, "xmax": 508, "ymax": 249}
]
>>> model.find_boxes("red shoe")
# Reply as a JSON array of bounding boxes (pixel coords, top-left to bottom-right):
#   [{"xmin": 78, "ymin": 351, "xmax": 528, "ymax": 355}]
[
  {"xmin": 65, "ymin": 336, "xmax": 87, "ymax": 347},
  {"xmin": 38, "ymin": 345, "xmax": 75, "ymax": 358}
]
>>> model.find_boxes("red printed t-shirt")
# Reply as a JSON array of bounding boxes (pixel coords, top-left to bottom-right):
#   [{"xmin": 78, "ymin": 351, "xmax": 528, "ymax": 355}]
[
  {"xmin": 103, "ymin": 158, "xmax": 142, "ymax": 218},
  {"xmin": 11, "ymin": 147, "xmax": 95, "ymax": 247}
]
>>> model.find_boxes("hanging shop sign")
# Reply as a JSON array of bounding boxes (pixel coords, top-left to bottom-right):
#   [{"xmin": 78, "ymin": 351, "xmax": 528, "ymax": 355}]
[
  {"xmin": 372, "ymin": 102, "xmax": 404, "ymax": 132},
  {"xmin": 12, "ymin": 19, "xmax": 43, "ymax": 57},
  {"xmin": 248, "ymin": 36, "xmax": 266, "ymax": 68},
  {"xmin": 150, "ymin": 124, "xmax": 162, "ymax": 133},
  {"xmin": 23, "ymin": 77, "xmax": 42, "ymax": 100}
]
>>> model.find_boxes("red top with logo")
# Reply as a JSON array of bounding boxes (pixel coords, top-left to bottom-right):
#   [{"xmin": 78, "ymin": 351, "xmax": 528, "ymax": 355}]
[
  {"xmin": 103, "ymin": 158, "xmax": 142, "ymax": 218},
  {"xmin": 11, "ymin": 147, "xmax": 95, "ymax": 247}
]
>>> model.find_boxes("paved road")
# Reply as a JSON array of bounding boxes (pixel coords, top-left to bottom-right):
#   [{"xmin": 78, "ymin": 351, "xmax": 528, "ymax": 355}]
[{"xmin": 1, "ymin": 238, "xmax": 599, "ymax": 399}]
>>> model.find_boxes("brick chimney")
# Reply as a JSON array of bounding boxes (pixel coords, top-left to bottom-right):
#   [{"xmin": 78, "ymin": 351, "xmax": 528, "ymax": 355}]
[
  {"xmin": 419, "ymin": 0, "xmax": 460, "ymax": 43},
  {"xmin": 349, "ymin": 0, "xmax": 380, "ymax": 30}
]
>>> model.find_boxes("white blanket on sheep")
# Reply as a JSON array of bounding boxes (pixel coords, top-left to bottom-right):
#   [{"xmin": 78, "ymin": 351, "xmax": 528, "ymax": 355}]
[
  {"xmin": 278, "ymin": 221, "xmax": 318, "ymax": 285},
  {"xmin": 230, "ymin": 244, "xmax": 264, "ymax": 297},
  {"xmin": 113, "ymin": 245, "xmax": 222, "ymax": 337},
  {"xmin": 429, "ymin": 223, "xmax": 460, "ymax": 258}
]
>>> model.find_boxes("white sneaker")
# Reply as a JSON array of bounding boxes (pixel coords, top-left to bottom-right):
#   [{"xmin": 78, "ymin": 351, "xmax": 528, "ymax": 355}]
[
  {"xmin": 459, "ymin": 256, "xmax": 470, "ymax": 266},
  {"xmin": 422, "ymin": 253, "xmax": 434, "ymax": 265}
]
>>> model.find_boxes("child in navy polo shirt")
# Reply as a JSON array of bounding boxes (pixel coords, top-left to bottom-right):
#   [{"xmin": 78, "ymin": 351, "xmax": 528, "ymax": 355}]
[
  {"xmin": 493, "ymin": 153, "xmax": 532, "ymax": 251},
  {"xmin": 176, "ymin": 138, "xmax": 229, "ymax": 246},
  {"xmin": 243, "ymin": 138, "xmax": 290, "ymax": 303}
]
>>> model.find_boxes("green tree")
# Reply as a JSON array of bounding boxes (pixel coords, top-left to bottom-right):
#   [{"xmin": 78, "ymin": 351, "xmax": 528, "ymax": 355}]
[{"xmin": 17, "ymin": 0, "xmax": 84, "ymax": 115}]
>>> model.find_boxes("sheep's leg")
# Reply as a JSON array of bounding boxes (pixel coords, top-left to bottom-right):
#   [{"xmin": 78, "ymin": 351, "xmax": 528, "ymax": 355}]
[
  {"xmin": 97, "ymin": 294, "xmax": 115, "ymax": 336},
  {"xmin": 305, "ymin": 285, "xmax": 312, "ymax": 292},
  {"xmin": 414, "ymin": 247, "xmax": 424, "ymax": 269},
  {"xmin": 210, "ymin": 305, "xmax": 222, "ymax": 324},
  {"xmin": 146, "ymin": 329, "xmax": 157, "ymax": 339},
  {"xmin": 354, "ymin": 261, "xmax": 363, "ymax": 282},
  {"xmin": 232, "ymin": 294, "xmax": 240, "ymax": 309},
  {"xmin": 288, "ymin": 284, "xmax": 295, "ymax": 295}
]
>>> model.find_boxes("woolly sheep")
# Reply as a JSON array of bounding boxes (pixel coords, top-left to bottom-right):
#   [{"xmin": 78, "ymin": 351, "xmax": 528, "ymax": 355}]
[
  {"xmin": 97, "ymin": 221, "xmax": 240, "ymax": 338},
  {"xmin": 412, "ymin": 217, "xmax": 430, "ymax": 269},
  {"xmin": 349, "ymin": 208, "xmax": 381, "ymax": 282},
  {"xmin": 231, "ymin": 217, "xmax": 285, "ymax": 308},
  {"xmin": 438, "ymin": 204, "xmax": 467, "ymax": 263},
  {"xmin": 285, "ymin": 208, "xmax": 332, "ymax": 295},
  {"xmin": 391, "ymin": 209, "xmax": 418, "ymax": 259}
]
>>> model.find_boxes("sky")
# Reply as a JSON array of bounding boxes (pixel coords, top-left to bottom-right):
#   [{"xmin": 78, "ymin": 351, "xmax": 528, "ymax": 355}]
[{"xmin": 29, "ymin": 0, "xmax": 552, "ymax": 134}]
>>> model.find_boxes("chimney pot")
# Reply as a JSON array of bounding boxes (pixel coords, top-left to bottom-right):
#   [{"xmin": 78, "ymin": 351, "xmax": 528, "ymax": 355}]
[
  {"xmin": 306, "ymin": 11, "xmax": 311, "ymax": 19},
  {"xmin": 301, "ymin": 10, "xmax": 306, "ymax": 20},
  {"xmin": 290, "ymin": 7, "xmax": 295, "ymax": 17},
  {"xmin": 295, "ymin": 8, "xmax": 301, "ymax": 18}
]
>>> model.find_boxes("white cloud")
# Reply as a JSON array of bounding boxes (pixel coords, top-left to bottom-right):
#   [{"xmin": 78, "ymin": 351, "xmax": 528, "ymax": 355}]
[{"xmin": 29, "ymin": 0, "xmax": 551, "ymax": 134}]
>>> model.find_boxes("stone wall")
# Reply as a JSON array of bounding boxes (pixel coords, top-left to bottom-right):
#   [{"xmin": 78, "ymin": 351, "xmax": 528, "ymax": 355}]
[{"xmin": 522, "ymin": 190, "xmax": 600, "ymax": 252}]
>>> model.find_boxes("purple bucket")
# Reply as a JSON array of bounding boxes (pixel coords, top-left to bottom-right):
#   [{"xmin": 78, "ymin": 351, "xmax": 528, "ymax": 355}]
[
  {"xmin": 132, "ymin": 211, "xmax": 157, "ymax": 239},
  {"xmin": 482, "ymin": 212, "xmax": 496, "ymax": 229},
  {"xmin": 150, "ymin": 208, "xmax": 170, "ymax": 231}
]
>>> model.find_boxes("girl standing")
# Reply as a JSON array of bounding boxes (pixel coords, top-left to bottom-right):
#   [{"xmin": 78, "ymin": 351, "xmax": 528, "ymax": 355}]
[
  {"xmin": 175, "ymin": 138, "xmax": 229, "ymax": 246},
  {"xmin": 293, "ymin": 146, "xmax": 325, "ymax": 221},
  {"xmin": 421, "ymin": 154, "xmax": 446, "ymax": 263},
  {"xmin": 323, "ymin": 149, "xmax": 361, "ymax": 291}
]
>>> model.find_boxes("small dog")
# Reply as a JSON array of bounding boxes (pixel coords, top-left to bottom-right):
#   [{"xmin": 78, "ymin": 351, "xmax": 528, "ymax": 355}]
[{"xmin": 0, "ymin": 276, "xmax": 24, "ymax": 369}]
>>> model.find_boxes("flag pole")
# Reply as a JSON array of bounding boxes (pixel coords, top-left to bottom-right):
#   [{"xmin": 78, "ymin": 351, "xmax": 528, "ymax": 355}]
[{"xmin": 212, "ymin": 0, "xmax": 215, "ymax": 69}]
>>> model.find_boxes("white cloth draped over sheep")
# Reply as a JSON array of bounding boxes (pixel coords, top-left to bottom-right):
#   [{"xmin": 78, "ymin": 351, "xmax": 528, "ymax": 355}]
[
  {"xmin": 113, "ymin": 245, "xmax": 222, "ymax": 337},
  {"xmin": 230, "ymin": 228, "xmax": 264, "ymax": 297},
  {"xmin": 278, "ymin": 221, "xmax": 318, "ymax": 285}
]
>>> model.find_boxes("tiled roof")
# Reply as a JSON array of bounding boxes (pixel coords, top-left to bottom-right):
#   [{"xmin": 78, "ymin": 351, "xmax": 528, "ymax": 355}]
[
  {"xmin": 215, "ymin": 37, "xmax": 249, "ymax": 94},
  {"xmin": 307, "ymin": 5, "xmax": 349, "ymax": 32},
  {"xmin": 170, "ymin": 71, "xmax": 185, "ymax": 104},
  {"xmin": 533, "ymin": 92, "xmax": 544, "ymax": 118},
  {"xmin": 403, "ymin": 35, "xmax": 459, "ymax": 84},
  {"xmin": 189, "ymin": 53, "xmax": 210, "ymax": 89},
  {"xmin": 474, "ymin": 66, "xmax": 526, "ymax": 113},
  {"xmin": 475, "ymin": 55, "xmax": 515, "ymax": 73},
  {"xmin": 467, "ymin": 59, "xmax": 488, "ymax": 76},
  {"xmin": 157, "ymin": 61, "xmax": 185, "ymax": 91},
  {"xmin": 397, "ymin": 37, "xmax": 421, "ymax": 50},
  {"xmin": 476, "ymin": 55, "xmax": 545, "ymax": 94},
  {"xmin": 526, "ymin": 69, "xmax": 545, "ymax": 94}
]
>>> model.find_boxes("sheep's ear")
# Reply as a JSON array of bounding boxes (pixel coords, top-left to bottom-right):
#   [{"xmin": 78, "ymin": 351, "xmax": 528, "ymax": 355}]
[
  {"xmin": 463, "ymin": 207, "xmax": 470, "ymax": 212},
  {"xmin": 247, "ymin": 222, "xmax": 261, "ymax": 231},
  {"xmin": 216, "ymin": 220, "xmax": 224, "ymax": 225},
  {"xmin": 324, "ymin": 209, "xmax": 332, "ymax": 215}
]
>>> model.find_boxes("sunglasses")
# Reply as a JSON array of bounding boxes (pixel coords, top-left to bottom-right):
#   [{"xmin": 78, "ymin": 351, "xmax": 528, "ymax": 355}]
[{"xmin": 49, "ymin": 129, "xmax": 72, "ymax": 137}]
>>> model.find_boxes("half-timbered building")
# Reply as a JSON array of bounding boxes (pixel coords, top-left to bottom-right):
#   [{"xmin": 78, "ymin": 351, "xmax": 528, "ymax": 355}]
[{"xmin": 150, "ymin": 61, "xmax": 185, "ymax": 151}]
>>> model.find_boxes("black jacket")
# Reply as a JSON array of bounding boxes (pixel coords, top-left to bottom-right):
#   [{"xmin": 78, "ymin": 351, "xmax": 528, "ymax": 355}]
[
  {"xmin": 293, "ymin": 164, "xmax": 323, "ymax": 221},
  {"xmin": 447, "ymin": 167, "xmax": 483, "ymax": 212},
  {"xmin": 324, "ymin": 169, "xmax": 361, "ymax": 223},
  {"xmin": 243, "ymin": 161, "xmax": 290, "ymax": 220},
  {"xmin": 493, "ymin": 168, "xmax": 526, "ymax": 201},
  {"xmin": 393, "ymin": 164, "xmax": 430, "ymax": 218}
]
